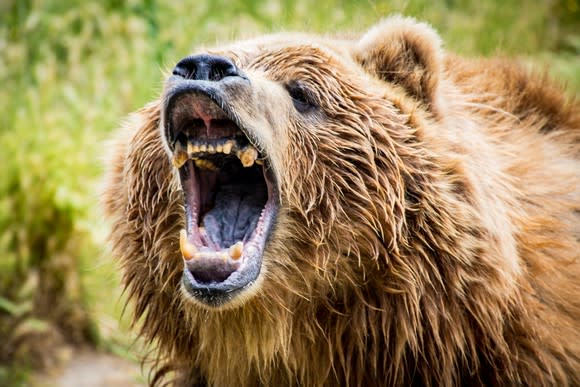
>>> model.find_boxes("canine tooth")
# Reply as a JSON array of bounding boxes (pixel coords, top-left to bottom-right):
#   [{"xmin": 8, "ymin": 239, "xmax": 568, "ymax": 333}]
[
  {"xmin": 179, "ymin": 229, "xmax": 197, "ymax": 260},
  {"xmin": 187, "ymin": 142, "xmax": 195, "ymax": 155},
  {"xmin": 229, "ymin": 241, "xmax": 244, "ymax": 260},
  {"xmin": 223, "ymin": 140, "xmax": 233, "ymax": 154},
  {"xmin": 239, "ymin": 146, "xmax": 258, "ymax": 168},
  {"xmin": 207, "ymin": 145, "xmax": 215, "ymax": 153},
  {"xmin": 172, "ymin": 150, "xmax": 188, "ymax": 169}
]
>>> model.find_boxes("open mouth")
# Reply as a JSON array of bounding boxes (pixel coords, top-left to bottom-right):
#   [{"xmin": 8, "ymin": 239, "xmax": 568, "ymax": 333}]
[{"xmin": 164, "ymin": 89, "xmax": 278, "ymax": 307}]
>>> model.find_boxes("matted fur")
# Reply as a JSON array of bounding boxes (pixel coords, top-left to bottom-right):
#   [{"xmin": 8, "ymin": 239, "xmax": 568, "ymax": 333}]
[{"xmin": 103, "ymin": 16, "xmax": 580, "ymax": 386}]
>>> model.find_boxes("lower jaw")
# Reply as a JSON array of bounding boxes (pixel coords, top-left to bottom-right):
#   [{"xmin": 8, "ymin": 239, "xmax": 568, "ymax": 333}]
[
  {"xmin": 180, "ymin": 255, "xmax": 262, "ymax": 309},
  {"xmin": 180, "ymin": 269, "xmax": 266, "ymax": 310},
  {"xmin": 180, "ymin": 199, "xmax": 278, "ymax": 308}
]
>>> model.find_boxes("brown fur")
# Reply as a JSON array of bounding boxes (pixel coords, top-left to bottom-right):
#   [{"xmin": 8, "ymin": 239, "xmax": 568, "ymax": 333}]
[{"xmin": 103, "ymin": 16, "xmax": 580, "ymax": 386}]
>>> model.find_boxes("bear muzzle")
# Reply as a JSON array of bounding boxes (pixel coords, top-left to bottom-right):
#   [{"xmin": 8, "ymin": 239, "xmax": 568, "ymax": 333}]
[{"xmin": 160, "ymin": 57, "xmax": 279, "ymax": 309}]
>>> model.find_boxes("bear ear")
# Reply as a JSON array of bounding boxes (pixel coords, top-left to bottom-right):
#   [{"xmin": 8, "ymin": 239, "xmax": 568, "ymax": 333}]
[{"xmin": 354, "ymin": 16, "xmax": 443, "ymax": 112}]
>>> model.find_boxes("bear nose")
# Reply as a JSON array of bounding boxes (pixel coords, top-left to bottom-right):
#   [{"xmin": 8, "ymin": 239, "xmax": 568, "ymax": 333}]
[{"xmin": 172, "ymin": 54, "xmax": 240, "ymax": 82}]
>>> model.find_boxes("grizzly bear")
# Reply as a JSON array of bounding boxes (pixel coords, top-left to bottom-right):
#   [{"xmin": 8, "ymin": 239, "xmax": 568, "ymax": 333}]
[{"xmin": 103, "ymin": 16, "xmax": 580, "ymax": 386}]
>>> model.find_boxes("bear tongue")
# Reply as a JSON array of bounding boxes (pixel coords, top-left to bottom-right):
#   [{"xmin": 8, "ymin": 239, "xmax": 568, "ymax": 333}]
[{"xmin": 202, "ymin": 183, "xmax": 266, "ymax": 248}]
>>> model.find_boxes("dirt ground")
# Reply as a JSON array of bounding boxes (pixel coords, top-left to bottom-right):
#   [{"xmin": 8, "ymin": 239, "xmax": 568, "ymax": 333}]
[{"xmin": 30, "ymin": 350, "xmax": 145, "ymax": 387}]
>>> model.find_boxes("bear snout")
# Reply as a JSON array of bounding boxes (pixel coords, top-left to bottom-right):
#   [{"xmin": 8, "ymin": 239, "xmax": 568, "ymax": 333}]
[{"xmin": 172, "ymin": 54, "xmax": 241, "ymax": 82}]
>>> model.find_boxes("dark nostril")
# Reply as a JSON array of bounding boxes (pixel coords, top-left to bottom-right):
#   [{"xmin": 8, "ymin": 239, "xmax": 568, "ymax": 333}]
[{"xmin": 172, "ymin": 54, "xmax": 240, "ymax": 82}]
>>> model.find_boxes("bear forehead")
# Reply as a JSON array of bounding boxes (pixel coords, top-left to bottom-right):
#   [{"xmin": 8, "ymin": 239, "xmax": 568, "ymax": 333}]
[{"xmin": 204, "ymin": 34, "xmax": 358, "ymax": 76}]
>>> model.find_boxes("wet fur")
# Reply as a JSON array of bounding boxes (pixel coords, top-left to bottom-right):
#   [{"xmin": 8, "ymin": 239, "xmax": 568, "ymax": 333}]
[{"xmin": 103, "ymin": 16, "xmax": 580, "ymax": 386}]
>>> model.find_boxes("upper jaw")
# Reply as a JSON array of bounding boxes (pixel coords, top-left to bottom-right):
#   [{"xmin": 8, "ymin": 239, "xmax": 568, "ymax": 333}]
[
  {"xmin": 162, "ymin": 75, "xmax": 249, "ymax": 146},
  {"xmin": 161, "ymin": 76, "xmax": 279, "ymax": 308}
]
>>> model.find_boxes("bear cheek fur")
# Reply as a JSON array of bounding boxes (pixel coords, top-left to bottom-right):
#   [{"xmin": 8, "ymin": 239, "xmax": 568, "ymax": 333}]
[
  {"xmin": 276, "ymin": 78, "xmax": 412, "ymax": 278},
  {"xmin": 351, "ymin": 17, "xmax": 523, "ymax": 284},
  {"xmin": 102, "ymin": 101, "xmax": 199, "ymax": 372},
  {"xmin": 238, "ymin": 38, "xmax": 436, "ymax": 283}
]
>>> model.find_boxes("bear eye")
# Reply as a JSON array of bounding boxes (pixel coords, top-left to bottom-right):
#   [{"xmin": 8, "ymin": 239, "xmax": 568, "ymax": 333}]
[{"xmin": 285, "ymin": 81, "xmax": 317, "ymax": 113}]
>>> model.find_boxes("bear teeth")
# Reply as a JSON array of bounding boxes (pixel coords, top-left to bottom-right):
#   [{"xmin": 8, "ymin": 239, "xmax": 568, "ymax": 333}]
[
  {"xmin": 187, "ymin": 142, "xmax": 199, "ymax": 154},
  {"xmin": 194, "ymin": 159, "xmax": 218, "ymax": 171},
  {"xmin": 172, "ymin": 142, "xmax": 188, "ymax": 168},
  {"xmin": 173, "ymin": 138, "xmax": 261, "ymax": 170},
  {"xmin": 180, "ymin": 229, "xmax": 198, "ymax": 260},
  {"xmin": 222, "ymin": 140, "xmax": 233, "ymax": 154},
  {"xmin": 180, "ymin": 229, "xmax": 245, "ymax": 262},
  {"xmin": 238, "ymin": 147, "xmax": 259, "ymax": 168},
  {"xmin": 229, "ymin": 241, "xmax": 244, "ymax": 260}
]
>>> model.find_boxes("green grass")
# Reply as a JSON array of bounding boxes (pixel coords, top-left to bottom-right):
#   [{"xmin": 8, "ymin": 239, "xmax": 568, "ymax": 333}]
[{"xmin": 0, "ymin": 0, "xmax": 578, "ymax": 384}]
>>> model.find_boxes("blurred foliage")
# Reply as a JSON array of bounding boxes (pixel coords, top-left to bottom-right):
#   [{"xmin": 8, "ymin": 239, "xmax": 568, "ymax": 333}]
[
  {"xmin": 0, "ymin": 0, "xmax": 578, "ymax": 384},
  {"xmin": 0, "ymin": 125, "xmax": 99, "ymax": 383}
]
